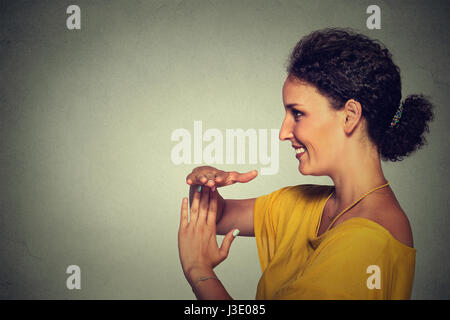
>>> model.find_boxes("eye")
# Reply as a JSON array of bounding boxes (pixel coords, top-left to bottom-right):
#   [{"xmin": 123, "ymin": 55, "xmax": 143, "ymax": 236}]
[{"xmin": 291, "ymin": 109, "xmax": 304, "ymax": 121}]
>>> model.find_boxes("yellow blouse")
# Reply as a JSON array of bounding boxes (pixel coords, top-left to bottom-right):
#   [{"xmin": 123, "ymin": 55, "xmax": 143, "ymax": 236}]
[{"xmin": 254, "ymin": 184, "xmax": 416, "ymax": 300}]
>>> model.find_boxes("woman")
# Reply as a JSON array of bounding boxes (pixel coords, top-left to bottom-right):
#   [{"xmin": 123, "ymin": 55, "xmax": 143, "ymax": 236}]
[{"xmin": 177, "ymin": 28, "xmax": 434, "ymax": 300}]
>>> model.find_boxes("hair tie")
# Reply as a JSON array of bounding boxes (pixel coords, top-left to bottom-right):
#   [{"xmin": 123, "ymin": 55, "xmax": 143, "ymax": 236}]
[{"xmin": 390, "ymin": 104, "xmax": 404, "ymax": 128}]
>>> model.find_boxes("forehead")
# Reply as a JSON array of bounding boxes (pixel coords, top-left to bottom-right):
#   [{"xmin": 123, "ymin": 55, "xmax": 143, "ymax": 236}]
[{"xmin": 282, "ymin": 76, "xmax": 330, "ymax": 108}]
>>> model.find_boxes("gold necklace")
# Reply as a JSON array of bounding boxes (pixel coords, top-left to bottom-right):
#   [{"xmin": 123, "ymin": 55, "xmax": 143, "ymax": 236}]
[{"xmin": 325, "ymin": 181, "xmax": 390, "ymax": 232}]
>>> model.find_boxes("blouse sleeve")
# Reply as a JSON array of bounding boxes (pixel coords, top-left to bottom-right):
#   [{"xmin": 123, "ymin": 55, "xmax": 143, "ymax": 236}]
[
  {"xmin": 253, "ymin": 188, "xmax": 282, "ymax": 273},
  {"xmin": 253, "ymin": 185, "xmax": 322, "ymax": 274},
  {"xmin": 273, "ymin": 225, "xmax": 415, "ymax": 300}
]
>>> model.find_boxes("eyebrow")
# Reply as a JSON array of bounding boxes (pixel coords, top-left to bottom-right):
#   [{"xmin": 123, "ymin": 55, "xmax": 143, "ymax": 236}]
[{"xmin": 285, "ymin": 103, "xmax": 304, "ymax": 109}]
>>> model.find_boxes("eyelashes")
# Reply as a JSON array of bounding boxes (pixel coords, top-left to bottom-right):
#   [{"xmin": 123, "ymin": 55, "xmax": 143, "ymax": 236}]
[{"xmin": 291, "ymin": 109, "xmax": 304, "ymax": 120}]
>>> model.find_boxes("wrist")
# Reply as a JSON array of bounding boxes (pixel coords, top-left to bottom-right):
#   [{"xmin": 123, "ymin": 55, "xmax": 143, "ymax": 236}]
[{"xmin": 186, "ymin": 266, "xmax": 215, "ymax": 285}]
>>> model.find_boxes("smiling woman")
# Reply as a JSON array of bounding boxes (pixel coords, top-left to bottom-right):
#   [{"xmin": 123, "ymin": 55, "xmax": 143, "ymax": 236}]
[{"xmin": 179, "ymin": 27, "xmax": 434, "ymax": 300}]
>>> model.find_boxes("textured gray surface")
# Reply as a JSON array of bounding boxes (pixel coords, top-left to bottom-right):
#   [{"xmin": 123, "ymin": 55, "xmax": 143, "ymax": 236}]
[{"xmin": 0, "ymin": 0, "xmax": 448, "ymax": 299}]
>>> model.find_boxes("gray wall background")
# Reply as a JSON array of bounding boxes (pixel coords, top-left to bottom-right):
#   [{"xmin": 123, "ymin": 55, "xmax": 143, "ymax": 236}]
[{"xmin": 0, "ymin": 0, "xmax": 448, "ymax": 299}]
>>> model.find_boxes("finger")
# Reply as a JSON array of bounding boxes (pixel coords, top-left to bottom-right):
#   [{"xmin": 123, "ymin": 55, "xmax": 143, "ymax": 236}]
[
  {"xmin": 205, "ymin": 172, "xmax": 215, "ymax": 181},
  {"xmin": 189, "ymin": 185, "xmax": 202, "ymax": 224},
  {"xmin": 212, "ymin": 171, "xmax": 227, "ymax": 187},
  {"xmin": 235, "ymin": 170, "xmax": 258, "ymax": 183},
  {"xmin": 206, "ymin": 188, "xmax": 217, "ymax": 227},
  {"xmin": 206, "ymin": 179, "xmax": 215, "ymax": 188},
  {"xmin": 198, "ymin": 174, "xmax": 208, "ymax": 185},
  {"xmin": 219, "ymin": 229, "xmax": 240, "ymax": 260},
  {"xmin": 186, "ymin": 172, "xmax": 196, "ymax": 185},
  {"xmin": 224, "ymin": 170, "xmax": 256, "ymax": 186},
  {"xmin": 197, "ymin": 185, "xmax": 210, "ymax": 225},
  {"xmin": 180, "ymin": 197, "xmax": 189, "ymax": 228}
]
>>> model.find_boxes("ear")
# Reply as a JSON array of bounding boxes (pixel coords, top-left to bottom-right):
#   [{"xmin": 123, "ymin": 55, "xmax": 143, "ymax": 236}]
[{"xmin": 342, "ymin": 99, "xmax": 363, "ymax": 134}]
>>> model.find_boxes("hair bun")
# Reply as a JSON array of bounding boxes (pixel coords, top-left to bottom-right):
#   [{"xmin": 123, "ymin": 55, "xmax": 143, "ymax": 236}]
[{"xmin": 381, "ymin": 94, "xmax": 435, "ymax": 162}]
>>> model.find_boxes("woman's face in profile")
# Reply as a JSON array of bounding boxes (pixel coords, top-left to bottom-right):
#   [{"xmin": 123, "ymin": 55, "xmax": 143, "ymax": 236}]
[{"xmin": 280, "ymin": 76, "xmax": 344, "ymax": 176}]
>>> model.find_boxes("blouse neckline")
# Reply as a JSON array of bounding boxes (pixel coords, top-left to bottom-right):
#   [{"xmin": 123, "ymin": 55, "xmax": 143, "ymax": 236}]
[
  {"xmin": 311, "ymin": 186, "xmax": 416, "ymax": 252},
  {"xmin": 313, "ymin": 187, "xmax": 334, "ymax": 238}
]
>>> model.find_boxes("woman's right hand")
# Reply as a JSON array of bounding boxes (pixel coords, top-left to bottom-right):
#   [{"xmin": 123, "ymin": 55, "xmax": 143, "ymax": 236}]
[{"xmin": 186, "ymin": 166, "xmax": 258, "ymax": 191}]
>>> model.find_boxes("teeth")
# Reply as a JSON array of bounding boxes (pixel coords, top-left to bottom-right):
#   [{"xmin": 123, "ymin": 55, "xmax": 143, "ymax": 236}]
[{"xmin": 296, "ymin": 147, "xmax": 306, "ymax": 154}]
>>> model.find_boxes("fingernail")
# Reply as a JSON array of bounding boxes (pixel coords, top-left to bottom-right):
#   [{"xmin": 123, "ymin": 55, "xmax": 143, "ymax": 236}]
[{"xmin": 232, "ymin": 229, "xmax": 240, "ymax": 237}]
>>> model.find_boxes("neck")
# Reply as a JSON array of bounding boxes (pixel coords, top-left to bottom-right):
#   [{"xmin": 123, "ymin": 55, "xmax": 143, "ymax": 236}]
[{"xmin": 328, "ymin": 142, "xmax": 389, "ymax": 213}]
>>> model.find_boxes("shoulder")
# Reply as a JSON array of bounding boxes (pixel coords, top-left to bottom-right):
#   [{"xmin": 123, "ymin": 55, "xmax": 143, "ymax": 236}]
[{"xmin": 360, "ymin": 204, "xmax": 414, "ymax": 248}]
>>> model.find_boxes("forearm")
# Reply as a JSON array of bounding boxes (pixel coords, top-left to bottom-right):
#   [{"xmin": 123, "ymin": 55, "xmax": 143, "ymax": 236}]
[{"xmin": 188, "ymin": 267, "xmax": 233, "ymax": 300}]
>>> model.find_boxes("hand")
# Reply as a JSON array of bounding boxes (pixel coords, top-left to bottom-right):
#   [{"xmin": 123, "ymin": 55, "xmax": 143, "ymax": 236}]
[
  {"xmin": 186, "ymin": 166, "xmax": 258, "ymax": 191},
  {"xmin": 178, "ymin": 186, "xmax": 238, "ymax": 284}
]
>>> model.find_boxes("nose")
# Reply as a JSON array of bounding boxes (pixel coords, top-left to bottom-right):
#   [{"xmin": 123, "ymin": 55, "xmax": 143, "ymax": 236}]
[{"xmin": 279, "ymin": 114, "xmax": 294, "ymax": 141}]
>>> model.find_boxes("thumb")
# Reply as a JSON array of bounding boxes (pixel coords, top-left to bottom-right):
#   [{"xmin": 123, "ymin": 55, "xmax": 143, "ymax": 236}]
[
  {"xmin": 219, "ymin": 229, "xmax": 240, "ymax": 260},
  {"xmin": 234, "ymin": 170, "xmax": 258, "ymax": 183}
]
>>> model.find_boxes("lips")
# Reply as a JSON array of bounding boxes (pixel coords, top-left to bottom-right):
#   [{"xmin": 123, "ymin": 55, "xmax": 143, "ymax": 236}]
[{"xmin": 293, "ymin": 145, "xmax": 307, "ymax": 159}]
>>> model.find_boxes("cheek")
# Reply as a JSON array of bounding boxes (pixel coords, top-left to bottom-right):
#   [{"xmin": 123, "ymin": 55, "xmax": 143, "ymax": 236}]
[
  {"xmin": 293, "ymin": 119, "xmax": 337, "ymax": 153},
  {"xmin": 321, "ymin": 126, "xmax": 342, "ymax": 157},
  {"xmin": 310, "ymin": 123, "xmax": 337, "ymax": 155}
]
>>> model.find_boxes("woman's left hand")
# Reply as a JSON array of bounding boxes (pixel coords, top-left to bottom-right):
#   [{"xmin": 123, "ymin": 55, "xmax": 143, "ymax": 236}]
[{"xmin": 178, "ymin": 186, "xmax": 238, "ymax": 284}]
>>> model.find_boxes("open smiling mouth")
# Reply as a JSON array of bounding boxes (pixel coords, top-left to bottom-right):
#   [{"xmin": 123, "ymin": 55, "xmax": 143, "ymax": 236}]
[{"xmin": 295, "ymin": 146, "xmax": 307, "ymax": 159}]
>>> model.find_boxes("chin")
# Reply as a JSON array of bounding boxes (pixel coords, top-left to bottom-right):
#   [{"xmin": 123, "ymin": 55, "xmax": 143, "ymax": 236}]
[
  {"xmin": 298, "ymin": 162, "xmax": 309, "ymax": 175},
  {"xmin": 298, "ymin": 161, "xmax": 322, "ymax": 176}
]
